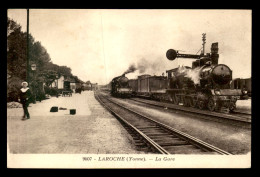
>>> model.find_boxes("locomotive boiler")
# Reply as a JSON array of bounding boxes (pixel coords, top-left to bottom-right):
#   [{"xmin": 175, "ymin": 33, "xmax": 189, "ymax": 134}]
[{"xmin": 111, "ymin": 74, "xmax": 132, "ymax": 97}]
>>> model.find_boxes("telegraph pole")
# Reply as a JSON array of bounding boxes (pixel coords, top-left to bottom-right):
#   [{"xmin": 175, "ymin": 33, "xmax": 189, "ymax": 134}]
[{"xmin": 26, "ymin": 9, "xmax": 29, "ymax": 82}]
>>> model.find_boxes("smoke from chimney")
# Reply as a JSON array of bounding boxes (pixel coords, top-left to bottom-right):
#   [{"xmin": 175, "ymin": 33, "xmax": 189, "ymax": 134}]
[
  {"xmin": 123, "ymin": 63, "xmax": 137, "ymax": 75},
  {"xmin": 123, "ymin": 57, "xmax": 168, "ymax": 76},
  {"xmin": 122, "ymin": 58, "xmax": 202, "ymax": 85}
]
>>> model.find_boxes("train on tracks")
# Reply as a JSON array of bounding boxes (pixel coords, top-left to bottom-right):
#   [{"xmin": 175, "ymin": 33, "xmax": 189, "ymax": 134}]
[
  {"xmin": 131, "ymin": 42, "xmax": 248, "ymax": 112},
  {"xmin": 111, "ymin": 74, "xmax": 132, "ymax": 97},
  {"xmin": 110, "ymin": 35, "xmax": 249, "ymax": 112}
]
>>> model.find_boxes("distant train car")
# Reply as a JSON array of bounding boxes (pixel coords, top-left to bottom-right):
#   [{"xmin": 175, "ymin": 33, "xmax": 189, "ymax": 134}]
[
  {"xmin": 82, "ymin": 81, "xmax": 92, "ymax": 91},
  {"xmin": 99, "ymin": 83, "xmax": 111, "ymax": 92},
  {"xmin": 91, "ymin": 83, "xmax": 98, "ymax": 91}
]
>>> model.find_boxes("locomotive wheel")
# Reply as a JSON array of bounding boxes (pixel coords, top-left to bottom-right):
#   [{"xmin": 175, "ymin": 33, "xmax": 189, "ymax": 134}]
[
  {"xmin": 183, "ymin": 97, "xmax": 187, "ymax": 106},
  {"xmin": 198, "ymin": 100, "xmax": 205, "ymax": 110},
  {"xmin": 229, "ymin": 102, "xmax": 236, "ymax": 112},
  {"xmin": 175, "ymin": 95, "xmax": 179, "ymax": 105},
  {"xmin": 168, "ymin": 95, "xmax": 173, "ymax": 102},
  {"xmin": 214, "ymin": 102, "xmax": 222, "ymax": 112},
  {"xmin": 175, "ymin": 97, "xmax": 180, "ymax": 105},
  {"xmin": 207, "ymin": 98, "xmax": 216, "ymax": 112},
  {"xmin": 173, "ymin": 95, "xmax": 178, "ymax": 104},
  {"xmin": 171, "ymin": 94, "xmax": 178, "ymax": 105},
  {"xmin": 188, "ymin": 98, "xmax": 192, "ymax": 107},
  {"xmin": 183, "ymin": 97, "xmax": 189, "ymax": 107},
  {"xmin": 190, "ymin": 98, "xmax": 196, "ymax": 108}
]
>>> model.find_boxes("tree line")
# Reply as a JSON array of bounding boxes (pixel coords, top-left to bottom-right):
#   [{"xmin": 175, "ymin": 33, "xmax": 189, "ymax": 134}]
[{"xmin": 7, "ymin": 17, "xmax": 83, "ymax": 102}]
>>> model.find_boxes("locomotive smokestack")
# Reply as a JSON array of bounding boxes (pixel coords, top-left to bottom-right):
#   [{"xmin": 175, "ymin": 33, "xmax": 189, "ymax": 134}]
[
  {"xmin": 211, "ymin": 42, "xmax": 219, "ymax": 65},
  {"xmin": 201, "ymin": 33, "xmax": 206, "ymax": 55}
]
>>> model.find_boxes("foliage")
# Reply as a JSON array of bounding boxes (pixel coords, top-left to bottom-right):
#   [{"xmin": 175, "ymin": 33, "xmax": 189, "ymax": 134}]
[
  {"xmin": 7, "ymin": 18, "xmax": 27, "ymax": 80},
  {"xmin": 38, "ymin": 70, "xmax": 58, "ymax": 87},
  {"xmin": 44, "ymin": 86, "xmax": 59, "ymax": 96},
  {"xmin": 7, "ymin": 76, "xmax": 23, "ymax": 102},
  {"xmin": 57, "ymin": 65, "xmax": 72, "ymax": 77},
  {"xmin": 7, "ymin": 17, "xmax": 84, "ymax": 102}
]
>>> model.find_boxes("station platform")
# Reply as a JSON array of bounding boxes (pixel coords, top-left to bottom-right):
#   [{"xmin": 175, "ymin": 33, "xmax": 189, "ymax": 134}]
[
  {"xmin": 236, "ymin": 99, "xmax": 251, "ymax": 114},
  {"xmin": 7, "ymin": 91, "xmax": 142, "ymax": 154}
]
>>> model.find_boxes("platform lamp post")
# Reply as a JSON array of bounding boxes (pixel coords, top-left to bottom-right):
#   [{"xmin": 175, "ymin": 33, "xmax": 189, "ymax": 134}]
[
  {"xmin": 26, "ymin": 9, "xmax": 37, "ymax": 104},
  {"xmin": 26, "ymin": 9, "xmax": 30, "ymax": 83},
  {"xmin": 26, "ymin": 9, "xmax": 35, "ymax": 103},
  {"xmin": 31, "ymin": 63, "xmax": 37, "ymax": 104}
]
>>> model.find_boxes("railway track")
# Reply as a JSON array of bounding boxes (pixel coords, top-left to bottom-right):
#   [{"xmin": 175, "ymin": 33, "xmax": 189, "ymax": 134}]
[
  {"xmin": 95, "ymin": 92, "xmax": 232, "ymax": 155},
  {"xmin": 129, "ymin": 97, "xmax": 251, "ymax": 128},
  {"xmin": 231, "ymin": 111, "xmax": 251, "ymax": 118}
]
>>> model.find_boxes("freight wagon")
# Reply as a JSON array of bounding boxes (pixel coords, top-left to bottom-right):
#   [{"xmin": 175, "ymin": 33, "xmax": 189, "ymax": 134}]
[{"xmin": 130, "ymin": 75, "xmax": 168, "ymax": 100}]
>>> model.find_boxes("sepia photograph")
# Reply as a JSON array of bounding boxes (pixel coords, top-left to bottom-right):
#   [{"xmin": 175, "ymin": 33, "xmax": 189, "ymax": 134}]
[{"xmin": 7, "ymin": 9, "xmax": 251, "ymax": 168}]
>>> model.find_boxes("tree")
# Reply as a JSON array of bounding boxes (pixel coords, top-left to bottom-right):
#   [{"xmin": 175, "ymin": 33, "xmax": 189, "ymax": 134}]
[
  {"xmin": 38, "ymin": 70, "xmax": 58, "ymax": 87},
  {"xmin": 29, "ymin": 40, "xmax": 51, "ymax": 72},
  {"xmin": 7, "ymin": 18, "xmax": 22, "ymax": 36},
  {"xmin": 57, "ymin": 65, "xmax": 72, "ymax": 77},
  {"xmin": 7, "ymin": 18, "xmax": 27, "ymax": 80},
  {"xmin": 7, "ymin": 17, "xmax": 85, "ymax": 102}
]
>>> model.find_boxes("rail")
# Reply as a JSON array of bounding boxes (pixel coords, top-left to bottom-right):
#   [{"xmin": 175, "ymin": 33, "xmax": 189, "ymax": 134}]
[{"xmin": 95, "ymin": 92, "xmax": 232, "ymax": 155}]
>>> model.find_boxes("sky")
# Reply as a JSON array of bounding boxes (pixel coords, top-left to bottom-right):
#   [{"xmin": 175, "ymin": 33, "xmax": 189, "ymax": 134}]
[{"xmin": 8, "ymin": 9, "xmax": 251, "ymax": 85}]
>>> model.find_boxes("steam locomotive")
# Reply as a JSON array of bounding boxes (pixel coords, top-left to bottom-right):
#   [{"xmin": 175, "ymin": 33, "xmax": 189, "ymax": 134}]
[
  {"xmin": 111, "ymin": 74, "xmax": 132, "ymax": 97},
  {"xmin": 129, "ymin": 42, "xmax": 248, "ymax": 112}
]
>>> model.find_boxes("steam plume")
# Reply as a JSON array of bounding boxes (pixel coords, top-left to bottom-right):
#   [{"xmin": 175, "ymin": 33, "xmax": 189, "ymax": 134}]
[
  {"xmin": 123, "ymin": 57, "xmax": 168, "ymax": 76},
  {"xmin": 123, "ymin": 63, "xmax": 137, "ymax": 75},
  {"xmin": 177, "ymin": 65, "xmax": 201, "ymax": 84}
]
